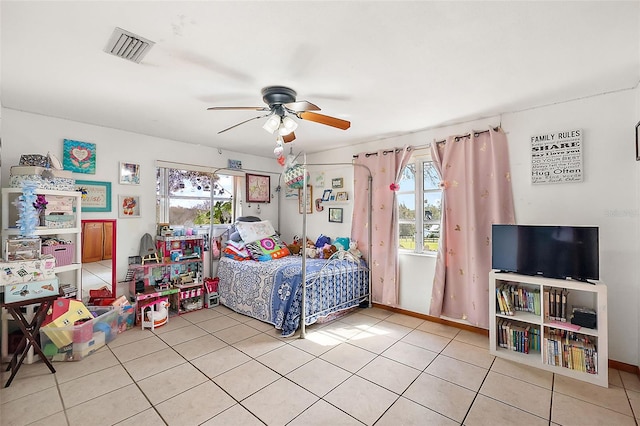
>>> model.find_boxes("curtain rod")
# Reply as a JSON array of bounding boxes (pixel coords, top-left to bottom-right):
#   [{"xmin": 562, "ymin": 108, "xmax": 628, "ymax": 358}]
[
  {"xmin": 352, "ymin": 126, "xmax": 501, "ymax": 158},
  {"xmin": 352, "ymin": 146, "xmax": 413, "ymax": 159},
  {"xmin": 434, "ymin": 126, "xmax": 501, "ymax": 145}
]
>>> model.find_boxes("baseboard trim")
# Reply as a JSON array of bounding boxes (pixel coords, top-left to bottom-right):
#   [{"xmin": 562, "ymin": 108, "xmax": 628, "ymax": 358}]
[
  {"xmin": 371, "ymin": 303, "xmax": 488, "ymax": 336},
  {"xmin": 371, "ymin": 303, "xmax": 637, "ymax": 374}
]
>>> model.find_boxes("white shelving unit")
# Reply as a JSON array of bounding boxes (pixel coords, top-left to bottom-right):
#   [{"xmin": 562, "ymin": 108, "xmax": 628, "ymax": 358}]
[
  {"xmin": 1, "ymin": 187, "xmax": 82, "ymax": 363},
  {"xmin": 489, "ymin": 271, "xmax": 608, "ymax": 387}
]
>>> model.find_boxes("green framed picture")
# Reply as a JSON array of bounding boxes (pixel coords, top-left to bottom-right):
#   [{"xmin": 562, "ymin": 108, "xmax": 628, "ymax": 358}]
[{"xmin": 75, "ymin": 180, "xmax": 112, "ymax": 212}]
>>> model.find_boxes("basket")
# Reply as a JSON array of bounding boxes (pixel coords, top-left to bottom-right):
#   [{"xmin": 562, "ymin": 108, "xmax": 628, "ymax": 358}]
[
  {"xmin": 44, "ymin": 214, "xmax": 75, "ymax": 229},
  {"xmin": 42, "ymin": 243, "xmax": 75, "ymax": 266}
]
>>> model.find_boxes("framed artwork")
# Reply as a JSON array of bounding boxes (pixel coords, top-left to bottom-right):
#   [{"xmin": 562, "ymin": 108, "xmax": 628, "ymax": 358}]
[
  {"xmin": 322, "ymin": 189, "xmax": 333, "ymax": 201},
  {"xmin": 636, "ymin": 121, "xmax": 640, "ymax": 161},
  {"xmin": 246, "ymin": 173, "xmax": 271, "ymax": 203},
  {"xmin": 329, "ymin": 207, "xmax": 343, "ymax": 223},
  {"xmin": 298, "ymin": 185, "xmax": 313, "ymax": 214},
  {"xmin": 336, "ymin": 191, "xmax": 348, "ymax": 201},
  {"xmin": 75, "ymin": 180, "xmax": 111, "ymax": 212},
  {"xmin": 119, "ymin": 195, "xmax": 140, "ymax": 218},
  {"xmin": 228, "ymin": 159, "xmax": 243, "ymax": 169},
  {"xmin": 119, "ymin": 162, "xmax": 141, "ymax": 185},
  {"xmin": 332, "ymin": 177, "xmax": 344, "ymax": 188},
  {"xmin": 63, "ymin": 139, "xmax": 96, "ymax": 174}
]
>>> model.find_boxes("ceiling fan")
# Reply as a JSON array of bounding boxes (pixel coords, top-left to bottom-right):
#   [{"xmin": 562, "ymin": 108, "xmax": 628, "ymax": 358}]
[{"xmin": 207, "ymin": 86, "xmax": 350, "ymax": 143}]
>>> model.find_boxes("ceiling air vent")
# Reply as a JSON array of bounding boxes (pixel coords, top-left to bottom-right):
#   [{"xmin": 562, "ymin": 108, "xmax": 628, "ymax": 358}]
[{"xmin": 104, "ymin": 27, "xmax": 155, "ymax": 63}]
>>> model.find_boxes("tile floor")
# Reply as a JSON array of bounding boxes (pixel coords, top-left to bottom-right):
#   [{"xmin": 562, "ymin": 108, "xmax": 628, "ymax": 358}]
[{"xmin": 1, "ymin": 263, "xmax": 639, "ymax": 425}]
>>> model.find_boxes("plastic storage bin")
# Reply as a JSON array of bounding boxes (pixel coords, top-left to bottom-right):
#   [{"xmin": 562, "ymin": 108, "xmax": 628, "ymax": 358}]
[{"xmin": 40, "ymin": 306, "xmax": 119, "ymax": 361}]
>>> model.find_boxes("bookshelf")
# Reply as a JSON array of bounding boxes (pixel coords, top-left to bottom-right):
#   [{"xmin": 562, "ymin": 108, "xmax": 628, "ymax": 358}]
[{"xmin": 489, "ymin": 271, "xmax": 608, "ymax": 387}]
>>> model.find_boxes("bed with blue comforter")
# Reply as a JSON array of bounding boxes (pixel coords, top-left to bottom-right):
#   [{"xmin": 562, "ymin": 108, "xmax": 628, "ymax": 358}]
[{"xmin": 216, "ymin": 255, "xmax": 370, "ymax": 336}]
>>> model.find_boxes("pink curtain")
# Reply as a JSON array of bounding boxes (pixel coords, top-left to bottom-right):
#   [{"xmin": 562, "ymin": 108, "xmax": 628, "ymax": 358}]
[
  {"xmin": 353, "ymin": 146, "xmax": 413, "ymax": 306},
  {"xmin": 429, "ymin": 128, "xmax": 515, "ymax": 328}
]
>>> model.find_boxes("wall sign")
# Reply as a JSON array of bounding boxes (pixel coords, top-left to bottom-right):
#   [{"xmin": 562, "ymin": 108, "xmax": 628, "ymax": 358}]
[{"xmin": 531, "ymin": 129, "xmax": 582, "ymax": 184}]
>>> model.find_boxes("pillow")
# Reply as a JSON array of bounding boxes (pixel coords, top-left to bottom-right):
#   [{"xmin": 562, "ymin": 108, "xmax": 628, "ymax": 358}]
[
  {"xmin": 236, "ymin": 216, "xmax": 261, "ymax": 222},
  {"xmin": 246, "ymin": 235, "xmax": 290, "ymax": 260},
  {"xmin": 235, "ymin": 220, "xmax": 276, "ymax": 243}
]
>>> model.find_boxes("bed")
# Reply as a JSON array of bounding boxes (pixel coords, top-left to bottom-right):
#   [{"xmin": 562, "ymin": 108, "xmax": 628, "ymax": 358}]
[{"xmin": 216, "ymin": 254, "xmax": 370, "ymax": 336}]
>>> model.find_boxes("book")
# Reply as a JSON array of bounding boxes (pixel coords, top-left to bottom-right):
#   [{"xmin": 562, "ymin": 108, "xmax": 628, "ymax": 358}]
[
  {"xmin": 543, "ymin": 290, "xmax": 550, "ymax": 321},
  {"xmin": 555, "ymin": 289, "xmax": 561, "ymax": 321},
  {"xmin": 561, "ymin": 289, "xmax": 568, "ymax": 322}
]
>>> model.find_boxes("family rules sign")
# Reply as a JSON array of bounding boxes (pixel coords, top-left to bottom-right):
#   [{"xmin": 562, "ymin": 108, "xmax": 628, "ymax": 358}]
[{"xmin": 531, "ymin": 129, "xmax": 582, "ymax": 184}]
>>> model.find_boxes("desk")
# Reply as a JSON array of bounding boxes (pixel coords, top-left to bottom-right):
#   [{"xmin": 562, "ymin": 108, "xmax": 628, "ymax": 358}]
[{"xmin": 2, "ymin": 292, "xmax": 60, "ymax": 387}]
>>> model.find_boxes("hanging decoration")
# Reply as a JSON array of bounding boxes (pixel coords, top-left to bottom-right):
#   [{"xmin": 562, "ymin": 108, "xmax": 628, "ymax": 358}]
[{"xmin": 15, "ymin": 182, "xmax": 40, "ymax": 237}]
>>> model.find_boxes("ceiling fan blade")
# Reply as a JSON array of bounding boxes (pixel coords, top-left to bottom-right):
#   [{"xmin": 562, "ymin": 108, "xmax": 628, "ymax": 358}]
[
  {"xmin": 207, "ymin": 106, "xmax": 268, "ymax": 111},
  {"xmin": 283, "ymin": 132, "xmax": 296, "ymax": 143},
  {"xmin": 284, "ymin": 100, "xmax": 320, "ymax": 112},
  {"xmin": 298, "ymin": 111, "xmax": 351, "ymax": 130},
  {"xmin": 218, "ymin": 114, "xmax": 270, "ymax": 134}
]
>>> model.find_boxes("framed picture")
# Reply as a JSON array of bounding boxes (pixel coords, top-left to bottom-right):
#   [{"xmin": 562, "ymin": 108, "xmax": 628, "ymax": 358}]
[
  {"xmin": 228, "ymin": 159, "xmax": 242, "ymax": 169},
  {"xmin": 636, "ymin": 121, "xmax": 640, "ymax": 161},
  {"xmin": 75, "ymin": 180, "xmax": 111, "ymax": 212},
  {"xmin": 336, "ymin": 191, "xmax": 348, "ymax": 201},
  {"xmin": 329, "ymin": 207, "xmax": 343, "ymax": 223},
  {"xmin": 119, "ymin": 195, "xmax": 140, "ymax": 218},
  {"xmin": 119, "ymin": 162, "xmax": 141, "ymax": 185},
  {"xmin": 332, "ymin": 177, "xmax": 344, "ymax": 188},
  {"xmin": 63, "ymin": 139, "xmax": 96, "ymax": 174},
  {"xmin": 322, "ymin": 189, "xmax": 333, "ymax": 201},
  {"xmin": 298, "ymin": 185, "xmax": 313, "ymax": 214},
  {"xmin": 246, "ymin": 173, "xmax": 271, "ymax": 203}
]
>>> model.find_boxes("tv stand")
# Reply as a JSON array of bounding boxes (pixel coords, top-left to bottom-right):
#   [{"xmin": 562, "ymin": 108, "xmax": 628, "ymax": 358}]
[{"xmin": 489, "ymin": 271, "xmax": 608, "ymax": 387}]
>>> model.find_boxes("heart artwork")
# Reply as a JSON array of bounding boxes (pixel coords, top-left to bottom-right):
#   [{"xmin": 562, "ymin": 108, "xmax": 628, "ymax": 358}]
[{"xmin": 71, "ymin": 147, "xmax": 90, "ymax": 162}]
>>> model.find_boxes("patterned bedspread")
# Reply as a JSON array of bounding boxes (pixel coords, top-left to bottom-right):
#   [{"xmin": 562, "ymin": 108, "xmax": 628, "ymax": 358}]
[{"xmin": 217, "ymin": 256, "xmax": 370, "ymax": 336}]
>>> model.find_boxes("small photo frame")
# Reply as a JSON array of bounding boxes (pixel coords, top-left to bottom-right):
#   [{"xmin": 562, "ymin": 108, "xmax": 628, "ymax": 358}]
[
  {"xmin": 336, "ymin": 191, "xmax": 348, "ymax": 201},
  {"xmin": 329, "ymin": 207, "xmax": 343, "ymax": 223},
  {"xmin": 119, "ymin": 195, "xmax": 140, "ymax": 218},
  {"xmin": 119, "ymin": 162, "xmax": 140, "ymax": 185},
  {"xmin": 246, "ymin": 173, "xmax": 271, "ymax": 203},
  {"xmin": 635, "ymin": 121, "xmax": 640, "ymax": 161},
  {"xmin": 322, "ymin": 189, "xmax": 333, "ymax": 201},
  {"xmin": 298, "ymin": 185, "xmax": 313, "ymax": 214},
  {"xmin": 228, "ymin": 159, "xmax": 243, "ymax": 169},
  {"xmin": 332, "ymin": 177, "xmax": 344, "ymax": 188}
]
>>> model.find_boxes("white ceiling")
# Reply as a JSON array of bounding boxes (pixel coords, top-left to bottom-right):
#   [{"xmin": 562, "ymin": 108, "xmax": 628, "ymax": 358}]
[{"xmin": 2, "ymin": 1, "xmax": 639, "ymax": 158}]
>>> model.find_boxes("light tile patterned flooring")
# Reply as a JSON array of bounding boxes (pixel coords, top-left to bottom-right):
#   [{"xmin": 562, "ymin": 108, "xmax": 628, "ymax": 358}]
[{"xmin": 2, "ymin": 306, "xmax": 640, "ymax": 426}]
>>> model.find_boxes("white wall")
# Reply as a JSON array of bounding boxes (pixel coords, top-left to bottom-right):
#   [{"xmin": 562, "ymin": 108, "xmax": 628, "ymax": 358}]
[
  {"xmin": 0, "ymin": 108, "xmax": 281, "ymax": 283},
  {"xmin": 300, "ymin": 90, "xmax": 639, "ymax": 365},
  {"xmin": 2, "ymin": 87, "xmax": 638, "ymax": 365}
]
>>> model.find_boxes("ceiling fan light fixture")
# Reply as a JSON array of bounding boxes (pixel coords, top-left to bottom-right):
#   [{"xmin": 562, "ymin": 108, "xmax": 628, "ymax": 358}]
[
  {"xmin": 262, "ymin": 115, "xmax": 281, "ymax": 134},
  {"xmin": 278, "ymin": 116, "xmax": 298, "ymax": 135}
]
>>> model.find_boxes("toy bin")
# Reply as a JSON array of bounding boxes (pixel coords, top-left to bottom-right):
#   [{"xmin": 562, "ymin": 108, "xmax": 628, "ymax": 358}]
[
  {"xmin": 40, "ymin": 306, "xmax": 119, "ymax": 361},
  {"xmin": 117, "ymin": 303, "xmax": 136, "ymax": 332},
  {"xmin": 42, "ymin": 244, "xmax": 75, "ymax": 267}
]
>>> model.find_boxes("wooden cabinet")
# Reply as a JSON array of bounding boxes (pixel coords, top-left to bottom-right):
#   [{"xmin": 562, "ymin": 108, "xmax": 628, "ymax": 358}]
[
  {"xmin": 82, "ymin": 222, "xmax": 113, "ymax": 262},
  {"xmin": 103, "ymin": 222, "xmax": 113, "ymax": 260},
  {"xmin": 82, "ymin": 222, "xmax": 103, "ymax": 263}
]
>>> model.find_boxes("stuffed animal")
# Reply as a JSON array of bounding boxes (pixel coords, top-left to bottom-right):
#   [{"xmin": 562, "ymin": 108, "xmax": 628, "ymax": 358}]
[
  {"xmin": 348, "ymin": 241, "xmax": 362, "ymax": 259},
  {"xmin": 287, "ymin": 243, "xmax": 301, "ymax": 256},
  {"xmin": 322, "ymin": 243, "xmax": 337, "ymax": 259},
  {"xmin": 305, "ymin": 247, "xmax": 317, "ymax": 258}
]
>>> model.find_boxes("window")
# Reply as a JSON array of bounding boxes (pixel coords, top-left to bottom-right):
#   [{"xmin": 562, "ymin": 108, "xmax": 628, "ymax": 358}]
[
  {"xmin": 156, "ymin": 167, "xmax": 236, "ymax": 228},
  {"xmin": 397, "ymin": 157, "xmax": 442, "ymax": 253}
]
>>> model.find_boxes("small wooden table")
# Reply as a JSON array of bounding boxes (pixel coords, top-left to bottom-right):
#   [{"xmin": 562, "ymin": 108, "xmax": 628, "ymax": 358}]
[{"xmin": 2, "ymin": 292, "xmax": 60, "ymax": 387}]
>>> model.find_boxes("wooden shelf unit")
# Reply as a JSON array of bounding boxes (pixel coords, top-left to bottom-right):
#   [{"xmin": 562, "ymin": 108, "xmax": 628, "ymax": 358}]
[{"xmin": 489, "ymin": 271, "xmax": 608, "ymax": 387}]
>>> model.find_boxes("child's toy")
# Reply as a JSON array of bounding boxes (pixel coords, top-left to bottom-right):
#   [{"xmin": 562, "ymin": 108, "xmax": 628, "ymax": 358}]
[
  {"xmin": 322, "ymin": 244, "xmax": 337, "ymax": 259},
  {"xmin": 287, "ymin": 243, "xmax": 301, "ymax": 256},
  {"xmin": 315, "ymin": 234, "xmax": 331, "ymax": 248},
  {"xmin": 348, "ymin": 241, "xmax": 362, "ymax": 259},
  {"xmin": 141, "ymin": 299, "xmax": 169, "ymax": 330},
  {"xmin": 305, "ymin": 247, "xmax": 317, "ymax": 258}
]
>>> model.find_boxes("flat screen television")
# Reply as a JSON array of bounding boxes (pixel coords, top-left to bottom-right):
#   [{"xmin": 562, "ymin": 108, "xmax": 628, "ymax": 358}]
[{"xmin": 492, "ymin": 224, "xmax": 599, "ymax": 281}]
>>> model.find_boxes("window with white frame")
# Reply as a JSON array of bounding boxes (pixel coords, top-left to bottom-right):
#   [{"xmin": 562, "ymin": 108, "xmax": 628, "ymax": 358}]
[
  {"xmin": 156, "ymin": 167, "xmax": 237, "ymax": 228},
  {"xmin": 397, "ymin": 156, "xmax": 442, "ymax": 253}
]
